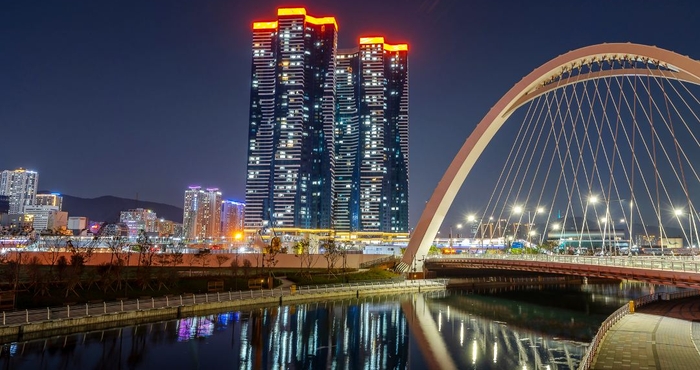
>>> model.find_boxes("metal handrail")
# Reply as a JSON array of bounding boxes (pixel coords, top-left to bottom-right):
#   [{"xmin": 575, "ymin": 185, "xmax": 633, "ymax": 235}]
[
  {"xmin": 577, "ymin": 289, "xmax": 700, "ymax": 370},
  {"xmin": 428, "ymin": 254, "xmax": 700, "ymax": 273},
  {"xmin": 0, "ymin": 279, "xmax": 448, "ymax": 327}
]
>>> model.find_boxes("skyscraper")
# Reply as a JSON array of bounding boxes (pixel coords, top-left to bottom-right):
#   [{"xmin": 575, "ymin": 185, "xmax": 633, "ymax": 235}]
[
  {"xmin": 183, "ymin": 186, "xmax": 222, "ymax": 240},
  {"xmin": 333, "ymin": 37, "xmax": 410, "ymax": 233},
  {"xmin": 246, "ymin": 7, "xmax": 338, "ymax": 231},
  {"xmin": 221, "ymin": 200, "xmax": 245, "ymax": 239},
  {"xmin": 0, "ymin": 168, "xmax": 39, "ymax": 214},
  {"xmin": 334, "ymin": 49, "xmax": 360, "ymax": 232}
]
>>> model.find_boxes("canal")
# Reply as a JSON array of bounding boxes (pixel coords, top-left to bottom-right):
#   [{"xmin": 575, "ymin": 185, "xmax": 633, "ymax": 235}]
[{"xmin": 0, "ymin": 282, "xmax": 677, "ymax": 369}]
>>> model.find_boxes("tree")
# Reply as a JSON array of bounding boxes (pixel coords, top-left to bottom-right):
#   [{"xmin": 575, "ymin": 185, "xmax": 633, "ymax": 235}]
[
  {"xmin": 321, "ymin": 238, "xmax": 341, "ymax": 278},
  {"xmin": 215, "ymin": 255, "xmax": 230, "ymax": 269},
  {"xmin": 241, "ymin": 259, "xmax": 252, "ymax": 280},
  {"xmin": 263, "ymin": 236, "xmax": 282, "ymax": 275},
  {"xmin": 295, "ymin": 237, "xmax": 314, "ymax": 279}
]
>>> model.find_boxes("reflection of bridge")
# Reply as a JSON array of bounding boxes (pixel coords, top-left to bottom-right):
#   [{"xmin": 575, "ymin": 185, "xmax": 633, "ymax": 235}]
[
  {"xmin": 402, "ymin": 290, "xmax": 589, "ymax": 369},
  {"xmin": 425, "ymin": 254, "xmax": 700, "ymax": 288},
  {"xmin": 398, "ymin": 43, "xmax": 700, "ymax": 273}
]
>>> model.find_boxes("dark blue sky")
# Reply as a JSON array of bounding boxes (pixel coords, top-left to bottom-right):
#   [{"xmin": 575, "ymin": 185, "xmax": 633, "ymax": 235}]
[{"xmin": 3, "ymin": 0, "xmax": 700, "ymax": 228}]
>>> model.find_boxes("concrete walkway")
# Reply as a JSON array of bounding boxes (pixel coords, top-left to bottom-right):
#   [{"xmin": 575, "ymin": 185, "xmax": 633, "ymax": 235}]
[{"xmin": 592, "ymin": 297, "xmax": 700, "ymax": 369}]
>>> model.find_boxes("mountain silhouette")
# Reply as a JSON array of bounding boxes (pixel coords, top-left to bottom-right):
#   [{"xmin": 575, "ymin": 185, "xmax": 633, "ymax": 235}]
[{"xmin": 61, "ymin": 195, "xmax": 183, "ymax": 224}]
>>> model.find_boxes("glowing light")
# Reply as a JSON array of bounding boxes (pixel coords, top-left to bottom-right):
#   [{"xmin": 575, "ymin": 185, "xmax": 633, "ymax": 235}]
[
  {"xmin": 360, "ymin": 36, "xmax": 385, "ymax": 44},
  {"xmin": 675, "ymin": 209, "xmax": 684, "ymax": 216},
  {"xmin": 253, "ymin": 21, "xmax": 278, "ymax": 30},
  {"xmin": 305, "ymin": 15, "xmax": 338, "ymax": 29},
  {"xmin": 589, "ymin": 195, "xmax": 598, "ymax": 204},
  {"xmin": 277, "ymin": 8, "xmax": 306, "ymax": 16},
  {"xmin": 513, "ymin": 205, "xmax": 523, "ymax": 214},
  {"xmin": 384, "ymin": 43, "xmax": 408, "ymax": 51}
]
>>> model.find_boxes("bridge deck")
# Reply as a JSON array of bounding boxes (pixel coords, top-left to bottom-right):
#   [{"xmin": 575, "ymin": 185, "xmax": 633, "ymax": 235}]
[{"xmin": 592, "ymin": 297, "xmax": 700, "ymax": 370}]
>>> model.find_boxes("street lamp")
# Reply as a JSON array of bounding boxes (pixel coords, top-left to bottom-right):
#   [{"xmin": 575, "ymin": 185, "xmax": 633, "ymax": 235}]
[{"xmin": 513, "ymin": 205, "xmax": 545, "ymax": 247}]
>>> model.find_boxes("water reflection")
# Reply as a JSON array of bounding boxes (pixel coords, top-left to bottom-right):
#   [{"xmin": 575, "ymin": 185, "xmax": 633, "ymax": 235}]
[{"xmin": 0, "ymin": 283, "xmax": 676, "ymax": 369}]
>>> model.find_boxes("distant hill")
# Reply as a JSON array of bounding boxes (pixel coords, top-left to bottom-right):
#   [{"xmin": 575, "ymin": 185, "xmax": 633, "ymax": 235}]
[{"xmin": 61, "ymin": 195, "xmax": 183, "ymax": 223}]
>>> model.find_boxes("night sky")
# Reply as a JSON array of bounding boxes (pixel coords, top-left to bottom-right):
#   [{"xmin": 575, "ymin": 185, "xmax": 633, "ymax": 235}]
[{"xmin": 3, "ymin": 0, "xmax": 700, "ymax": 230}]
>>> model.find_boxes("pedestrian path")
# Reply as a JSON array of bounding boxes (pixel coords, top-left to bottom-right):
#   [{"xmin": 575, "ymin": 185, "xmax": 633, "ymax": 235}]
[{"xmin": 592, "ymin": 297, "xmax": 700, "ymax": 370}]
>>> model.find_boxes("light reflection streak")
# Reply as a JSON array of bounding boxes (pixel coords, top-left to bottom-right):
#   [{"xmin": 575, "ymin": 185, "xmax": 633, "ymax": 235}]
[{"xmin": 493, "ymin": 342, "xmax": 498, "ymax": 363}]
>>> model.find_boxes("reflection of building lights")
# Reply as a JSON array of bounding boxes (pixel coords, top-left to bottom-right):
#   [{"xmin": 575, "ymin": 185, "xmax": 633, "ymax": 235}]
[
  {"xmin": 472, "ymin": 339, "xmax": 477, "ymax": 364},
  {"xmin": 438, "ymin": 311, "xmax": 442, "ymax": 332},
  {"xmin": 460, "ymin": 321, "xmax": 464, "ymax": 346},
  {"xmin": 493, "ymin": 342, "xmax": 498, "ymax": 363}
]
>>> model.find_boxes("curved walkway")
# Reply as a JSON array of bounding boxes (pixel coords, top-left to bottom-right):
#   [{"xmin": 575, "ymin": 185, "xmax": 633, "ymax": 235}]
[{"xmin": 592, "ymin": 297, "xmax": 700, "ymax": 369}]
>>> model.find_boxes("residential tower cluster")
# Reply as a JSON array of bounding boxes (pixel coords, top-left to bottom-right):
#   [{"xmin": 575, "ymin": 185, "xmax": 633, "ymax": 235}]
[{"xmin": 244, "ymin": 7, "xmax": 410, "ymax": 240}]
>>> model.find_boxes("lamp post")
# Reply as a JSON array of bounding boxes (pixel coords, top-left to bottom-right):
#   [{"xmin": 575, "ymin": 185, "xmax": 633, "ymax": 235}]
[
  {"xmin": 551, "ymin": 223, "xmax": 561, "ymax": 254},
  {"xmin": 513, "ymin": 205, "xmax": 544, "ymax": 248}
]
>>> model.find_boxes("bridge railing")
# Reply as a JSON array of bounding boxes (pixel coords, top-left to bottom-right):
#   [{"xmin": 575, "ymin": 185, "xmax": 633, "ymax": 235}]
[
  {"xmin": 428, "ymin": 254, "xmax": 700, "ymax": 273},
  {"xmin": 578, "ymin": 289, "xmax": 700, "ymax": 370},
  {"xmin": 0, "ymin": 279, "xmax": 449, "ymax": 328}
]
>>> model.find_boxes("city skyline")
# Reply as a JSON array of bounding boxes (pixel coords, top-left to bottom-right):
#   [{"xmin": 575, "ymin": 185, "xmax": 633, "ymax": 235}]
[{"xmin": 4, "ymin": 1, "xmax": 700, "ymax": 230}]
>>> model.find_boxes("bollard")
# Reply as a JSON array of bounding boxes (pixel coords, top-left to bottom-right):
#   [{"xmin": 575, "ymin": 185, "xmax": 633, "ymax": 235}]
[
  {"xmin": 137, "ymin": 299, "xmax": 140, "ymax": 310},
  {"xmin": 629, "ymin": 300, "xmax": 635, "ymax": 313},
  {"xmin": 152, "ymin": 298, "xmax": 154, "ymax": 309},
  {"xmin": 120, "ymin": 300, "xmax": 123, "ymax": 312},
  {"xmin": 85, "ymin": 303, "xmax": 89, "ymax": 317},
  {"xmin": 193, "ymin": 294, "xmax": 196, "ymax": 304},
  {"xmin": 166, "ymin": 296, "xmax": 169, "ymax": 307},
  {"xmin": 229, "ymin": 291, "xmax": 232, "ymax": 301},
  {"xmin": 3, "ymin": 311, "xmax": 5, "ymax": 325},
  {"xmin": 180, "ymin": 295, "xmax": 183, "ymax": 306},
  {"xmin": 217, "ymin": 292, "xmax": 220, "ymax": 302},
  {"xmin": 67, "ymin": 305, "xmax": 70, "ymax": 318},
  {"xmin": 104, "ymin": 302, "xmax": 107, "ymax": 314},
  {"xmin": 47, "ymin": 307, "xmax": 50, "ymax": 320},
  {"xmin": 205, "ymin": 293, "xmax": 208, "ymax": 303},
  {"xmin": 26, "ymin": 309, "xmax": 28, "ymax": 323}
]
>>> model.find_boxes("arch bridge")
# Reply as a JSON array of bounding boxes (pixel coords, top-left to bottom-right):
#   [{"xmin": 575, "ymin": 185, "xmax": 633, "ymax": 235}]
[{"xmin": 399, "ymin": 43, "xmax": 700, "ymax": 274}]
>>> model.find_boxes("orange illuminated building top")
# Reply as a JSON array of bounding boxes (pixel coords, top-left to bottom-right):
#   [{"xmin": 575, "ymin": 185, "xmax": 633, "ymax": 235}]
[
  {"xmin": 360, "ymin": 36, "xmax": 408, "ymax": 52},
  {"xmin": 253, "ymin": 7, "xmax": 338, "ymax": 31}
]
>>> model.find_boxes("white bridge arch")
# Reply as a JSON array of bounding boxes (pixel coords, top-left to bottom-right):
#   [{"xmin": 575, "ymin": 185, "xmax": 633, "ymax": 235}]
[{"xmin": 398, "ymin": 43, "xmax": 700, "ymax": 272}]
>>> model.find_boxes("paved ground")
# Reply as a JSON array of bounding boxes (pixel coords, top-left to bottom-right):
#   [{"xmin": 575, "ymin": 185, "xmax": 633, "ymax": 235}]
[{"xmin": 592, "ymin": 297, "xmax": 700, "ymax": 369}]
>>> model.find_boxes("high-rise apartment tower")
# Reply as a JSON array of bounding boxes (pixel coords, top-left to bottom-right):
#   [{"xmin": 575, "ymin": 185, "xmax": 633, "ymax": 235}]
[
  {"xmin": 183, "ymin": 186, "xmax": 222, "ymax": 240},
  {"xmin": 0, "ymin": 168, "xmax": 39, "ymax": 214},
  {"xmin": 245, "ymin": 8, "xmax": 338, "ymax": 231},
  {"xmin": 333, "ymin": 37, "xmax": 409, "ymax": 233}
]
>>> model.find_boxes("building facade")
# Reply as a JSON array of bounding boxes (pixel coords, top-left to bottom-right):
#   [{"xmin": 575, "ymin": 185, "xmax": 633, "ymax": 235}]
[
  {"xmin": 334, "ymin": 49, "xmax": 361, "ymax": 232},
  {"xmin": 183, "ymin": 186, "xmax": 222, "ymax": 240},
  {"xmin": 35, "ymin": 192, "xmax": 63, "ymax": 210},
  {"xmin": 245, "ymin": 7, "xmax": 338, "ymax": 231},
  {"xmin": 0, "ymin": 168, "xmax": 39, "ymax": 214},
  {"xmin": 23, "ymin": 205, "xmax": 66, "ymax": 232},
  {"xmin": 332, "ymin": 38, "xmax": 410, "ymax": 233},
  {"xmin": 68, "ymin": 216, "xmax": 88, "ymax": 235},
  {"xmin": 221, "ymin": 200, "xmax": 245, "ymax": 239},
  {"xmin": 119, "ymin": 208, "xmax": 157, "ymax": 238}
]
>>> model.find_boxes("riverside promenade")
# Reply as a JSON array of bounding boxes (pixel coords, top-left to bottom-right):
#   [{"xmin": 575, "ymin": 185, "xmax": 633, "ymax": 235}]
[
  {"xmin": 592, "ymin": 296, "xmax": 700, "ymax": 370},
  {"xmin": 0, "ymin": 278, "xmax": 446, "ymax": 344}
]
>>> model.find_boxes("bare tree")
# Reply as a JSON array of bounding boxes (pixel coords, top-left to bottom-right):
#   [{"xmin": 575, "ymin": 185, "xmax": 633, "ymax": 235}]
[
  {"xmin": 321, "ymin": 238, "xmax": 341, "ymax": 278},
  {"xmin": 215, "ymin": 255, "xmax": 230, "ymax": 270},
  {"xmin": 295, "ymin": 237, "xmax": 315, "ymax": 279},
  {"xmin": 241, "ymin": 259, "xmax": 252, "ymax": 280}
]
